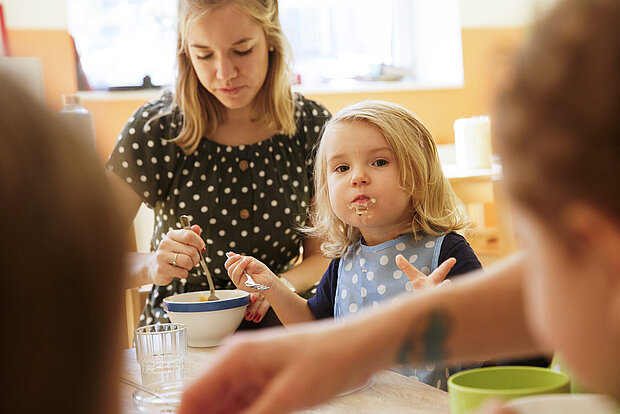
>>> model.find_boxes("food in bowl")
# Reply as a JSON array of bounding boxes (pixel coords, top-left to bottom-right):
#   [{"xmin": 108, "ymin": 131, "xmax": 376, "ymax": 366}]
[{"xmin": 163, "ymin": 290, "xmax": 249, "ymax": 347}]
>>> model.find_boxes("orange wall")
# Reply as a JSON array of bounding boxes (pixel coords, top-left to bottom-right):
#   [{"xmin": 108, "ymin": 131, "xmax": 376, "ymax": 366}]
[
  {"xmin": 8, "ymin": 26, "xmax": 523, "ymax": 235},
  {"xmin": 7, "ymin": 26, "xmax": 524, "ymax": 162},
  {"xmin": 7, "ymin": 29, "xmax": 77, "ymax": 111}
]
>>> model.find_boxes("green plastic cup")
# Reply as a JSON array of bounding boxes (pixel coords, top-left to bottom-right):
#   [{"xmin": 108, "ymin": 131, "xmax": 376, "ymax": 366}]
[{"xmin": 447, "ymin": 366, "xmax": 570, "ymax": 413}]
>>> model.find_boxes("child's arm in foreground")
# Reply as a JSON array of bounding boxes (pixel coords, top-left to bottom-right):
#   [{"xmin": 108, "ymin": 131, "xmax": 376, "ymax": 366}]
[
  {"xmin": 225, "ymin": 252, "xmax": 316, "ymax": 325},
  {"xmin": 180, "ymin": 252, "xmax": 545, "ymax": 414}
]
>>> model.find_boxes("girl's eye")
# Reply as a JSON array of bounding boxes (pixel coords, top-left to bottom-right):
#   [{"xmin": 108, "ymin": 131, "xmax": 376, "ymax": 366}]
[
  {"xmin": 372, "ymin": 159, "xmax": 388, "ymax": 167},
  {"xmin": 196, "ymin": 54, "xmax": 213, "ymax": 60},
  {"xmin": 335, "ymin": 165, "xmax": 350, "ymax": 173},
  {"xmin": 235, "ymin": 48, "xmax": 253, "ymax": 56}
]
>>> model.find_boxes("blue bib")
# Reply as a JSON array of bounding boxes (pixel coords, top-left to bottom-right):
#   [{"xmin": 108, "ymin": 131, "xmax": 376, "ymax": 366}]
[{"xmin": 334, "ymin": 233, "xmax": 445, "ymax": 319}]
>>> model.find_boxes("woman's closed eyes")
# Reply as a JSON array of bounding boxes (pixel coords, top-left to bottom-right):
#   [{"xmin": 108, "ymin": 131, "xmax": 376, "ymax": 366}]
[{"xmin": 196, "ymin": 48, "xmax": 254, "ymax": 60}]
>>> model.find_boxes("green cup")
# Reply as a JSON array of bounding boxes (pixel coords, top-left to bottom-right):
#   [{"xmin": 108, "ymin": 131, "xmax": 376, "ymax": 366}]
[{"xmin": 447, "ymin": 366, "xmax": 570, "ymax": 414}]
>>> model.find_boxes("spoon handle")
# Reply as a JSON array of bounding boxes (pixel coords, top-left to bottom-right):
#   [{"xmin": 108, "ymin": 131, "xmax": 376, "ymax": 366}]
[
  {"xmin": 119, "ymin": 377, "xmax": 165, "ymax": 399},
  {"xmin": 179, "ymin": 215, "xmax": 219, "ymax": 299}
]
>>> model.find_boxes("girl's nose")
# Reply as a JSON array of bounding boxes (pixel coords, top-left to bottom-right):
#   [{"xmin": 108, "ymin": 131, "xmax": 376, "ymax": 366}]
[
  {"xmin": 216, "ymin": 56, "xmax": 238, "ymax": 80},
  {"xmin": 350, "ymin": 169, "xmax": 369, "ymax": 186}
]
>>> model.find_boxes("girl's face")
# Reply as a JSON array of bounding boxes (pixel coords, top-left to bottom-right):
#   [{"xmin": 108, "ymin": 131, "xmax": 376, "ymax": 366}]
[
  {"xmin": 513, "ymin": 204, "xmax": 618, "ymax": 396},
  {"xmin": 323, "ymin": 121, "xmax": 413, "ymax": 246},
  {"xmin": 186, "ymin": 4, "xmax": 270, "ymax": 114}
]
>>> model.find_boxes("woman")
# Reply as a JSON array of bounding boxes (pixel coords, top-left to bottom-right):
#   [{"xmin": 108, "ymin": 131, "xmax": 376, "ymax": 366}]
[{"xmin": 106, "ymin": 0, "xmax": 331, "ymax": 326}]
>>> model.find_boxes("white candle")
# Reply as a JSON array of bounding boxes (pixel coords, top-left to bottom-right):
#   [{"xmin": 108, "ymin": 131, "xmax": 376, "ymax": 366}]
[{"xmin": 453, "ymin": 115, "xmax": 492, "ymax": 169}]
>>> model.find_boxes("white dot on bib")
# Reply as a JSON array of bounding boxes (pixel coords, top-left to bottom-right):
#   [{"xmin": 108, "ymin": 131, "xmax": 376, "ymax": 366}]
[
  {"xmin": 395, "ymin": 243, "xmax": 406, "ymax": 251},
  {"xmin": 409, "ymin": 254, "xmax": 418, "ymax": 263},
  {"xmin": 341, "ymin": 289, "xmax": 348, "ymax": 299},
  {"xmin": 425, "ymin": 240, "xmax": 436, "ymax": 249},
  {"xmin": 359, "ymin": 258, "xmax": 366, "ymax": 267},
  {"xmin": 361, "ymin": 287, "xmax": 367, "ymax": 297},
  {"xmin": 393, "ymin": 270, "xmax": 403, "ymax": 279},
  {"xmin": 349, "ymin": 303, "xmax": 358, "ymax": 313},
  {"xmin": 405, "ymin": 281, "xmax": 413, "ymax": 291},
  {"xmin": 421, "ymin": 266, "xmax": 431, "ymax": 275},
  {"xmin": 345, "ymin": 262, "xmax": 353, "ymax": 271},
  {"xmin": 366, "ymin": 271, "xmax": 374, "ymax": 281},
  {"xmin": 377, "ymin": 285, "xmax": 386, "ymax": 295},
  {"xmin": 352, "ymin": 273, "xmax": 358, "ymax": 283}
]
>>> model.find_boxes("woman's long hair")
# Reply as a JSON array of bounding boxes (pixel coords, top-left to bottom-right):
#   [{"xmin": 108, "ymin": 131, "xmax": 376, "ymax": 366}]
[{"xmin": 168, "ymin": 0, "xmax": 295, "ymax": 154}]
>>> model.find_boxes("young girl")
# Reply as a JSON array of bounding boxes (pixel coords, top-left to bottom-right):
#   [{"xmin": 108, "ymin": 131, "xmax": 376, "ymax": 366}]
[{"xmin": 226, "ymin": 100, "xmax": 482, "ymax": 389}]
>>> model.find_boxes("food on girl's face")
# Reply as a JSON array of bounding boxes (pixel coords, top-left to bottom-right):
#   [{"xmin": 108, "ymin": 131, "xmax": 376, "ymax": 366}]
[{"xmin": 348, "ymin": 196, "xmax": 377, "ymax": 216}]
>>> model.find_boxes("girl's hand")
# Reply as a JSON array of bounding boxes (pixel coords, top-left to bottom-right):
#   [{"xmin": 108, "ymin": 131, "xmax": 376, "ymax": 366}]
[
  {"xmin": 149, "ymin": 224, "xmax": 205, "ymax": 286},
  {"xmin": 225, "ymin": 252, "xmax": 277, "ymax": 294},
  {"xmin": 396, "ymin": 254, "xmax": 456, "ymax": 292}
]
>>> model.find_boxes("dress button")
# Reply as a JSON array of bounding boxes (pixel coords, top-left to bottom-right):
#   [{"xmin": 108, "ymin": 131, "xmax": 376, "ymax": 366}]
[
  {"xmin": 239, "ymin": 209, "xmax": 250, "ymax": 219},
  {"xmin": 239, "ymin": 160, "xmax": 249, "ymax": 171}
]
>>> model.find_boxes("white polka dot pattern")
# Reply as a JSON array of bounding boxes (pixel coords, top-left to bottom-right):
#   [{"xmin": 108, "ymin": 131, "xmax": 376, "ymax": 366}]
[
  {"xmin": 107, "ymin": 92, "xmax": 331, "ymax": 324},
  {"xmin": 334, "ymin": 233, "xmax": 445, "ymax": 321}
]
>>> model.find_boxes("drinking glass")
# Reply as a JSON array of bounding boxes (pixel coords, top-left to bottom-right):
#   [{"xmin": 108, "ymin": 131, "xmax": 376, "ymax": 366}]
[{"xmin": 134, "ymin": 323, "xmax": 187, "ymax": 388}]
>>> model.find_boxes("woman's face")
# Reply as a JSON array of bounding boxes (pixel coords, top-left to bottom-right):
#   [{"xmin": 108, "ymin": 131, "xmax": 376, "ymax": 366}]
[{"xmin": 186, "ymin": 3, "xmax": 270, "ymax": 113}]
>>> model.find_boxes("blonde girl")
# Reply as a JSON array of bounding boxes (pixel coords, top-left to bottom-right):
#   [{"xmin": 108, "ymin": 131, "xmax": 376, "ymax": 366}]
[{"xmin": 226, "ymin": 100, "xmax": 482, "ymax": 388}]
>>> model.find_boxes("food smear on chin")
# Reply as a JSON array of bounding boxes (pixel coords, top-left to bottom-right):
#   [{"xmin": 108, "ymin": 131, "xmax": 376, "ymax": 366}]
[{"xmin": 348, "ymin": 197, "xmax": 377, "ymax": 222}]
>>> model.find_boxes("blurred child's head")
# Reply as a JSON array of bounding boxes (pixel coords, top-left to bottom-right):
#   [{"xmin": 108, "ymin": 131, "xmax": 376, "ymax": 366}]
[
  {"xmin": 309, "ymin": 100, "xmax": 468, "ymax": 256},
  {"xmin": 0, "ymin": 75, "xmax": 126, "ymax": 413},
  {"xmin": 493, "ymin": 0, "xmax": 620, "ymax": 398}
]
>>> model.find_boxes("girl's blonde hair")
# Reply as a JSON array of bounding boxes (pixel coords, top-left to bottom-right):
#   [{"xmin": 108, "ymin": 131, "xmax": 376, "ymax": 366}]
[
  {"xmin": 168, "ymin": 0, "xmax": 295, "ymax": 154},
  {"xmin": 307, "ymin": 100, "xmax": 469, "ymax": 258}
]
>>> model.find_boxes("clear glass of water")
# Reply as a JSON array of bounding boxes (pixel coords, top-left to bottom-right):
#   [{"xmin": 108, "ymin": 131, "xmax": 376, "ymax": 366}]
[{"xmin": 134, "ymin": 323, "xmax": 187, "ymax": 388}]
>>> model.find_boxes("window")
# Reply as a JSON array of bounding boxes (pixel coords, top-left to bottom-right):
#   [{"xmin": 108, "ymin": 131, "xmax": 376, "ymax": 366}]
[
  {"xmin": 67, "ymin": 0, "xmax": 177, "ymax": 90},
  {"xmin": 67, "ymin": 0, "xmax": 463, "ymax": 91}
]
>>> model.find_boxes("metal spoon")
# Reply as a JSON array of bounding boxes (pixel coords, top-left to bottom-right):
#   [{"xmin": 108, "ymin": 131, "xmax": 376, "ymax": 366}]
[
  {"xmin": 119, "ymin": 377, "xmax": 166, "ymax": 399},
  {"xmin": 243, "ymin": 270, "xmax": 270, "ymax": 291},
  {"xmin": 179, "ymin": 215, "xmax": 220, "ymax": 301},
  {"xmin": 224, "ymin": 252, "xmax": 270, "ymax": 291}
]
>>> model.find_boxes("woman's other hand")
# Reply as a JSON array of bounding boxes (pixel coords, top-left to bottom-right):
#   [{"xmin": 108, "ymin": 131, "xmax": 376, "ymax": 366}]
[
  {"xmin": 396, "ymin": 254, "xmax": 456, "ymax": 292},
  {"xmin": 245, "ymin": 293, "xmax": 272, "ymax": 323},
  {"xmin": 149, "ymin": 224, "xmax": 205, "ymax": 285}
]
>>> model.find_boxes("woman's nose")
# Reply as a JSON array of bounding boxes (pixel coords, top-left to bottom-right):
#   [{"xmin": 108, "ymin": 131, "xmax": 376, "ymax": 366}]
[{"xmin": 216, "ymin": 56, "xmax": 238, "ymax": 80}]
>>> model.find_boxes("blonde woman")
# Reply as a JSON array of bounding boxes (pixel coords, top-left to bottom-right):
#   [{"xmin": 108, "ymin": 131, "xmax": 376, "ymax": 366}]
[
  {"xmin": 225, "ymin": 100, "xmax": 482, "ymax": 388},
  {"xmin": 106, "ymin": 0, "xmax": 331, "ymax": 327}
]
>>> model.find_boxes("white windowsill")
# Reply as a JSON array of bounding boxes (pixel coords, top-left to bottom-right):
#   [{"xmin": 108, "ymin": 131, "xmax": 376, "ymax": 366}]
[{"xmin": 77, "ymin": 79, "xmax": 465, "ymax": 102}]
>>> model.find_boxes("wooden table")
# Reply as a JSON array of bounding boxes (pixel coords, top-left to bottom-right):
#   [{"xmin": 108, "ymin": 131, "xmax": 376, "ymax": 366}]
[{"xmin": 120, "ymin": 346, "xmax": 450, "ymax": 413}]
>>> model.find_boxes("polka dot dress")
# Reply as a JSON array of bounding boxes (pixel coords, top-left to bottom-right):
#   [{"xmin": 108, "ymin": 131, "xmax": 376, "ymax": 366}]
[{"xmin": 106, "ymin": 91, "xmax": 330, "ymax": 325}]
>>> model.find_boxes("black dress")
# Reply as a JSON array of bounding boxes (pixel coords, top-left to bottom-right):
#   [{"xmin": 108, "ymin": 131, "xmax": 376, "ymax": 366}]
[{"xmin": 106, "ymin": 91, "xmax": 331, "ymax": 325}]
